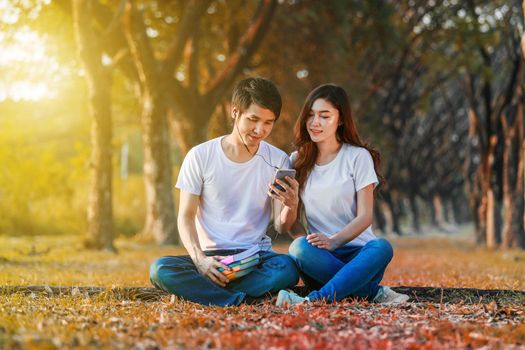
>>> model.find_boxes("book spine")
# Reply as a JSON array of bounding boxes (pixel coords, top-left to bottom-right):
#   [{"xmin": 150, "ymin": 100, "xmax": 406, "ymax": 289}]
[
  {"xmin": 226, "ymin": 267, "xmax": 256, "ymax": 280},
  {"xmin": 220, "ymin": 258, "xmax": 260, "ymax": 274}
]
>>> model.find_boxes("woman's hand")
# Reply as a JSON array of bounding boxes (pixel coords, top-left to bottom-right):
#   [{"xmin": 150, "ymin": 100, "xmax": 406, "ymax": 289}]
[
  {"xmin": 307, "ymin": 233, "xmax": 339, "ymax": 251},
  {"xmin": 194, "ymin": 255, "xmax": 231, "ymax": 287},
  {"xmin": 268, "ymin": 176, "xmax": 300, "ymax": 209}
]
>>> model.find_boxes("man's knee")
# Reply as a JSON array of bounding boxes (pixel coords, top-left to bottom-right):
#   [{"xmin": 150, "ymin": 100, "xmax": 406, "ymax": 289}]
[
  {"xmin": 288, "ymin": 236, "xmax": 311, "ymax": 261},
  {"xmin": 149, "ymin": 256, "xmax": 190, "ymax": 285},
  {"xmin": 266, "ymin": 254, "xmax": 300, "ymax": 288},
  {"xmin": 150, "ymin": 257, "xmax": 170, "ymax": 284}
]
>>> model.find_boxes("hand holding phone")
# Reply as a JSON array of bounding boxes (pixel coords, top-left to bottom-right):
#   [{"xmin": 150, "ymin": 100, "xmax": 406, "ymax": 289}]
[{"xmin": 271, "ymin": 169, "xmax": 296, "ymax": 194}]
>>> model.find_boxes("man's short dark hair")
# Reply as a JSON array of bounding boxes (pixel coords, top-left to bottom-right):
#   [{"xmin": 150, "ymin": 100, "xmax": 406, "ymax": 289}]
[{"xmin": 231, "ymin": 77, "xmax": 282, "ymax": 120}]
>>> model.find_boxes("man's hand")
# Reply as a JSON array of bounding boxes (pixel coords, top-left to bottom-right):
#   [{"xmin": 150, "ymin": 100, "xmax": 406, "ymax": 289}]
[
  {"xmin": 268, "ymin": 176, "xmax": 300, "ymax": 209},
  {"xmin": 195, "ymin": 255, "xmax": 231, "ymax": 287},
  {"xmin": 307, "ymin": 233, "xmax": 339, "ymax": 251}
]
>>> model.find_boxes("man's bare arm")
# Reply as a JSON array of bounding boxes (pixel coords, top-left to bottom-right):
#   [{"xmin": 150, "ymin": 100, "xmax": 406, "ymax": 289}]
[
  {"xmin": 178, "ymin": 190, "xmax": 230, "ymax": 287},
  {"xmin": 177, "ymin": 191, "xmax": 202, "ymax": 259}
]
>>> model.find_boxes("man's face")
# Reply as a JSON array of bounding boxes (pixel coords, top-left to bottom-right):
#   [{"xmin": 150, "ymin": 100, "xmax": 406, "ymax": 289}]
[{"xmin": 233, "ymin": 103, "xmax": 276, "ymax": 148}]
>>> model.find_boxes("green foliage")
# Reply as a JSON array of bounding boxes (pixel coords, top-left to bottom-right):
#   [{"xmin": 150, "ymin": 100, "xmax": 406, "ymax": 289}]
[
  {"xmin": 113, "ymin": 175, "xmax": 146, "ymax": 237},
  {"xmin": 0, "ymin": 100, "xmax": 149, "ymax": 237},
  {"xmin": 0, "ymin": 118, "xmax": 80, "ymax": 235}
]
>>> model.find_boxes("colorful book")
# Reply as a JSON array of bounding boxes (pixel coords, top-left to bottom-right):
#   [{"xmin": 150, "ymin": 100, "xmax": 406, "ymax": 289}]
[
  {"xmin": 218, "ymin": 254, "xmax": 259, "ymax": 270},
  {"xmin": 219, "ymin": 245, "xmax": 261, "ymax": 265},
  {"xmin": 225, "ymin": 267, "xmax": 258, "ymax": 280},
  {"xmin": 220, "ymin": 256, "xmax": 260, "ymax": 275}
]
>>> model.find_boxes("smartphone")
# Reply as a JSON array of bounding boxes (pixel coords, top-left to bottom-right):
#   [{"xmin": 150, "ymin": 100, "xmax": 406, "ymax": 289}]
[{"xmin": 271, "ymin": 169, "xmax": 296, "ymax": 194}]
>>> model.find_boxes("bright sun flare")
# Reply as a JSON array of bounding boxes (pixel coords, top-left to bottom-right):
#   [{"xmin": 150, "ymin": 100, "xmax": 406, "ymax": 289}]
[
  {"xmin": 0, "ymin": 26, "xmax": 59, "ymax": 102},
  {"xmin": 0, "ymin": 0, "xmax": 59, "ymax": 102}
]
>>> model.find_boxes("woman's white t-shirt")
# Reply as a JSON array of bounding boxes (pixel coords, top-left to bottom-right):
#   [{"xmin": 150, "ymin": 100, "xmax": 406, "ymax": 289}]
[
  {"xmin": 176, "ymin": 137, "xmax": 289, "ymax": 251},
  {"xmin": 292, "ymin": 144, "xmax": 379, "ymax": 247}
]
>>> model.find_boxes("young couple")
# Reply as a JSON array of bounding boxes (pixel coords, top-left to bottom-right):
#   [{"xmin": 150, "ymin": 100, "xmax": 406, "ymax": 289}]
[{"xmin": 149, "ymin": 77, "xmax": 409, "ymax": 307}]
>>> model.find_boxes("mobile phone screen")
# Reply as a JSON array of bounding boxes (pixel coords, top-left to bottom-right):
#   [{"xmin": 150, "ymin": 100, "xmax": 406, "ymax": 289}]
[{"xmin": 271, "ymin": 169, "xmax": 296, "ymax": 194}]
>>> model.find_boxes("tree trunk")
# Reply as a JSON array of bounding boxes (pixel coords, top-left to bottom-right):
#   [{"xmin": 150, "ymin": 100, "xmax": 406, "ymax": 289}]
[
  {"xmin": 451, "ymin": 192, "xmax": 462, "ymax": 224},
  {"xmin": 511, "ymin": 189, "xmax": 525, "ymax": 248},
  {"xmin": 428, "ymin": 198, "xmax": 438, "ymax": 228},
  {"xmin": 520, "ymin": 0, "xmax": 525, "ymax": 249},
  {"xmin": 383, "ymin": 190, "xmax": 403, "ymax": 236},
  {"xmin": 520, "ymin": 138, "xmax": 525, "ymax": 248},
  {"xmin": 85, "ymin": 70, "xmax": 115, "ymax": 251},
  {"xmin": 486, "ymin": 189, "xmax": 496, "ymax": 248},
  {"xmin": 454, "ymin": 194, "xmax": 470, "ymax": 224},
  {"xmin": 519, "ymin": 138, "xmax": 525, "ymax": 248},
  {"xmin": 442, "ymin": 198, "xmax": 451, "ymax": 224},
  {"xmin": 207, "ymin": 103, "xmax": 232, "ymax": 140},
  {"xmin": 408, "ymin": 193, "xmax": 421, "ymax": 233},
  {"xmin": 168, "ymin": 108, "xmax": 211, "ymax": 155},
  {"xmin": 465, "ymin": 174, "xmax": 482, "ymax": 236},
  {"xmin": 373, "ymin": 200, "xmax": 387, "ymax": 234},
  {"xmin": 502, "ymin": 126, "xmax": 513, "ymax": 248},
  {"xmin": 140, "ymin": 92, "xmax": 179, "ymax": 244},
  {"xmin": 464, "ymin": 106, "xmax": 483, "ymax": 242},
  {"xmin": 434, "ymin": 195, "xmax": 444, "ymax": 227},
  {"xmin": 73, "ymin": 0, "xmax": 115, "ymax": 251},
  {"xmin": 477, "ymin": 135, "xmax": 498, "ymax": 247},
  {"xmin": 492, "ymin": 131, "xmax": 504, "ymax": 247},
  {"xmin": 502, "ymin": 94, "xmax": 525, "ymax": 249},
  {"xmin": 123, "ymin": 3, "xmax": 178, "ymax": 244}
]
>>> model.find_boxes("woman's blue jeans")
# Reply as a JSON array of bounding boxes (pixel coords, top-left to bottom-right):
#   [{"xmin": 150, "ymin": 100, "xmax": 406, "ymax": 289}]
[
  {"xmin": 288, "ymin": 237, "xmax": 393, "ymax": 302},
  {"xmin": 150, "ymin": 249, "xmax": 299, "ymax": 306}
]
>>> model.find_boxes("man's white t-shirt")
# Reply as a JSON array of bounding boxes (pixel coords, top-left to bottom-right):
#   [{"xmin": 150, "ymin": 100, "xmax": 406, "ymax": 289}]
[
  {"xmin": 176, "ymin": 137, "xmax": 289, "ymax": 251},
  {"xmin": 292, "ymin": 144, "xmax": 379, "ymax": 247}
]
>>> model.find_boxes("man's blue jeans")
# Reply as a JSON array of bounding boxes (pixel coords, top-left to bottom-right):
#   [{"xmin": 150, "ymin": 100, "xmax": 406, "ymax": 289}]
[
  {"xmin": 150, "ymin": 249, "xmax": 299, "ymax": 306},
  {"xmin": 288, "ymin": 237, "xmax": 393, "ymax": 302}
]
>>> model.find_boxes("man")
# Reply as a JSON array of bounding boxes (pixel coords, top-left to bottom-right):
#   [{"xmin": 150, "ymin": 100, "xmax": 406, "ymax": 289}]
[{"xmin": 149, "ymin": 77, "xmax": 299, "ymax": 306}]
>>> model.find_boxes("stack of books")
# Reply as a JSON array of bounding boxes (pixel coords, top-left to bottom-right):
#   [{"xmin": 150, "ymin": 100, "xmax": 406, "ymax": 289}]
[{"xmin": 219, "ymin": 245, "xmax": 261, "ymax": 280}]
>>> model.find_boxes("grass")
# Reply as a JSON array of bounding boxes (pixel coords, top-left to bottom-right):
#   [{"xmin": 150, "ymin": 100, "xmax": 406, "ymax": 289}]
[
  {"xmin": 0, "ymin": 226, "xmax": 524, "ymax": 349},
  {"xmin": 1, "ymin": 226, "xmax": 523, "ymax": 290}
]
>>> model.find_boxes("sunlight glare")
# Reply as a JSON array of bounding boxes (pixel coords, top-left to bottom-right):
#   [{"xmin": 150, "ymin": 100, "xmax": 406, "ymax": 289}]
[
  {"xmin": 0, "ymin": 81, "xmax": 54, "ymax": 102},
  {"xmin": 0, "ymin": 0, "xmax": 20, "ymax": 24},
  {"xmin": 0, "ymin": 26, "xmax": 60, "ymax": 102}
]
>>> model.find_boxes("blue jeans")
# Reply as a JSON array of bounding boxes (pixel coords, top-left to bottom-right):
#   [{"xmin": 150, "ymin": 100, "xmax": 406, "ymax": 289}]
[
  {"xmin": 150, "ymin": 249, "xmax": 299, "ymax": 306},
  {"xmin": 288, "ymin": 237, "xmax": 393, "ymax": 302}
]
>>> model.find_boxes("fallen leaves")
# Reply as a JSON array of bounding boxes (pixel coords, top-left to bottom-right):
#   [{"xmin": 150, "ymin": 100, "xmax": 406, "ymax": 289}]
[
  {"xmin": 0, "ymin": 294, "xmax": 525, "ymax": 349},
  {"xmin": 1, "ymin": 232, "xmax": 524, "ymax": 349},
  {"xmin": 3, "ymin": 292, "xmax": 523, "ymax": 349}
]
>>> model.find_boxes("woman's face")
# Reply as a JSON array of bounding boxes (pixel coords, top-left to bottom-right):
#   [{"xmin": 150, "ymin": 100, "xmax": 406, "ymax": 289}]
[{"xmin": 306, "ymin": 98, "xmax": 340, "ymax": 144}]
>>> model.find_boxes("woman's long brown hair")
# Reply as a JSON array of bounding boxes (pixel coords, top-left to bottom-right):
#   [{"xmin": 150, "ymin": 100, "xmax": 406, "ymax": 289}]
[{"xmin": 293, "ymin": 84, "xmax": 383, "ymax": 191}]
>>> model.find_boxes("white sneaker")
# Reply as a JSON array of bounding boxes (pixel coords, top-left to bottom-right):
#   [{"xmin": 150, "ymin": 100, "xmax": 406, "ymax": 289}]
[
  {"xmin": 373, "ymin": 286, "xmax": 409, "ymax": 304},
  {"xmin": 275, "ymin": 289, "xmax": 309, "ymax": 307}
]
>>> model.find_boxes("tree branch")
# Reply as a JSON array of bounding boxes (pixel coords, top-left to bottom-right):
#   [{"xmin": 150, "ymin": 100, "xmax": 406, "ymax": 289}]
[
  {"xmin": 122, "ymin": 0, "xmax": 159, "ymax": 93},
  {"xmin": 204, "ymin": 0, "xmax": 278, "ymax": 106},
  {"xmin": 493, "ymin": 54, "xmax": 521, "ymax": 121},
  {"xmin": 162, "ymin": 0, "xmax": 212, "ymax": 77},
  {"xmin": 187, "ymin": 23, "xmax": 200, "ymax": 97}
]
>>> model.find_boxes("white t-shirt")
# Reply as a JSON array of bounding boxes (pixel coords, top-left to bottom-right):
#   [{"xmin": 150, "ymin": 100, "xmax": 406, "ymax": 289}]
[
  {"xmin": 176, "ymin": 137, "xmax": 289, "ymax": 251},
  {"xmin": 292, "ymin": 144, "xmax": 379, "ymax": 247}
]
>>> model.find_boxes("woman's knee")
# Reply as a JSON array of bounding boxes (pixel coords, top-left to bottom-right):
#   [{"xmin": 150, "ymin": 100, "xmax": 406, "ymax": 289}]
[
  {"xmin": 288, "ymin": 236, "xmax": 311, "ymax": 260},
  {"xmin": 368, "ymin": 238, "xmax": 393, "ymax": 261}
]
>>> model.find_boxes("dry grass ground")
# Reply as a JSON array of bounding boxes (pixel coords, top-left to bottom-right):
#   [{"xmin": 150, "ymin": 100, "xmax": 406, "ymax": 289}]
[{"xmin": 1, "ymin": 226, "xmax": 524, "ymax": 349}]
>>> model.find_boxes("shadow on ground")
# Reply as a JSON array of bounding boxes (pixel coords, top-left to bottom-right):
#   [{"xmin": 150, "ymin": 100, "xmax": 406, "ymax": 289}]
[{"xmin": 2, "ymin": 285, "xmax": 524, "ymax": 305}]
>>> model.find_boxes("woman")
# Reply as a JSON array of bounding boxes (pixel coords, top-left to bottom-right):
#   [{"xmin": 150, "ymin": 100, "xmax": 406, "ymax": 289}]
[{"xmin": 270, "ymin": 84, "xmax": 408, "ymax": 306}]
